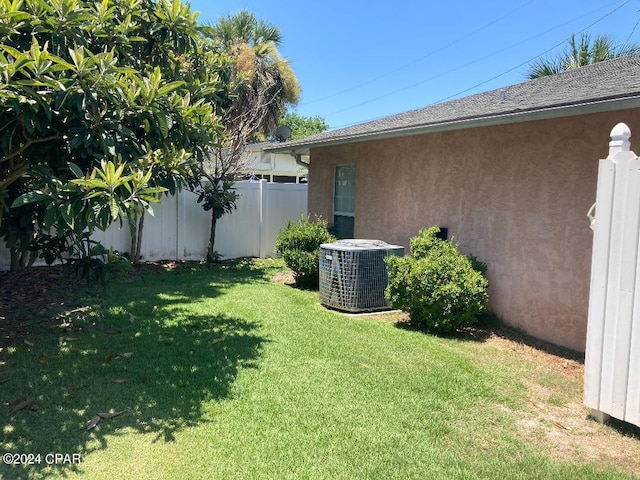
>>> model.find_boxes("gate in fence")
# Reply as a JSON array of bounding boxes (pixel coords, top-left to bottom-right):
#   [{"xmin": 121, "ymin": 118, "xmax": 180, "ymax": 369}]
[{"xmin": 585, "ymin": 123, "xmax": 640, "ymax": 427}]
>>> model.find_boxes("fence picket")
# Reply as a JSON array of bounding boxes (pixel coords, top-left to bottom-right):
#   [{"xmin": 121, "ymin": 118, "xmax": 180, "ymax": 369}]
[{"xmin": 585, "ymin": 159, "xmax": 616, "ymax": 409}]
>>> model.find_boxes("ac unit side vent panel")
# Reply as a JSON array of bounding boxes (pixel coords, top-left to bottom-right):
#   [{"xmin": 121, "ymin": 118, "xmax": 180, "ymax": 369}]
[{"xmin": 319, "ymin": 239, "xmax": 404, "ymax": 313}]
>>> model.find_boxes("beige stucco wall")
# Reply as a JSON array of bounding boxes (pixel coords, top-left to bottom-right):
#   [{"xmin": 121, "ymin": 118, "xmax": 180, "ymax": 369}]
[{"xmin": 309, "ymin": 109, "xmax": 640, "ymax": 352}]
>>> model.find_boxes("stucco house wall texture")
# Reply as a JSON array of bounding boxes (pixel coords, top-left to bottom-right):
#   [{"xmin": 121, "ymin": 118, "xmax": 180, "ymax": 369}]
[
  {"xmin": 268, "ymin": 55, "xmax": 640, "ymax": 352},
  {"xmin": 308, "ymin": 109, "xmax": 640, "ymax": 352}
]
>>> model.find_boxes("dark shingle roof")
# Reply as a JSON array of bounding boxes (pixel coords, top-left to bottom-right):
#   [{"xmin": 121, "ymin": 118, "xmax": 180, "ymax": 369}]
[{"xmin": 269, "ymin": 55, "xmax": 640, "ymax": 153}]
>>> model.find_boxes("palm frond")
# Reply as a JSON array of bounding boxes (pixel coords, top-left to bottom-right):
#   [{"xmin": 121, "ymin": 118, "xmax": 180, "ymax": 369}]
[
  {"xmin": 525, "ymin": 31, "xmax": 640, "ymax": 78},
  {"xmin": 526, "ymin": 58, "xmax": 564, "ymax": 79}
]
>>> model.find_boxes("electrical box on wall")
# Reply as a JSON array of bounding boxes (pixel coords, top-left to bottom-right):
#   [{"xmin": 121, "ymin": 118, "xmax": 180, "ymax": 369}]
[{"xmin": 436, "ymin": 227, "xmax": 448, "ymax": 241}]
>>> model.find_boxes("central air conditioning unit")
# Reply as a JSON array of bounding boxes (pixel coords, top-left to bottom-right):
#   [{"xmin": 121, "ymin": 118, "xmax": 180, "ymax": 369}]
[{"xmin": 319, "ymin": 239, "xmax": 404, "ymax": 313}]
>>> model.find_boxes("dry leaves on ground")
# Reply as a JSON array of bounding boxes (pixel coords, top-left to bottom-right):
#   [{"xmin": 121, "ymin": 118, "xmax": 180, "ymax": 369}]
[{"xmin": 483, "ymin": 333, "xmax": 640, "ymax": 477}]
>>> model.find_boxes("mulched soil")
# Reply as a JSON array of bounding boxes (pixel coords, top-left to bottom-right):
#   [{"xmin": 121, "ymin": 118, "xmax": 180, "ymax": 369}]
[
  {"xmin": 0, "ymin": 261, "xmax": 203, "ymax": 347},
  {"xmin": 0, "ymin": 265, "xmax": 86, "ymax": 347}
]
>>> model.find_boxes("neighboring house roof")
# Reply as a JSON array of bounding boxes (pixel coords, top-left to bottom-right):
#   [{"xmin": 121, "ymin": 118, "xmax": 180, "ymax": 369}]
[
  {"xmin": 267, "ymin": 55, "xmax": 640, "ymax": 155},
  {"xmin": 240, "ymin": 141, "xmax": 289, "ymax": 151},
  {"xmin": 200, "ymin": 147, "xmax": 306, "ymax": 184}
]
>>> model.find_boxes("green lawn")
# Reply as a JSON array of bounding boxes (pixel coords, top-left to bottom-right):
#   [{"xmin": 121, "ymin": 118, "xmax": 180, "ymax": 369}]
[{"xmin": 0, "ymin": 259, "xmax": 636, "ymax": 479}]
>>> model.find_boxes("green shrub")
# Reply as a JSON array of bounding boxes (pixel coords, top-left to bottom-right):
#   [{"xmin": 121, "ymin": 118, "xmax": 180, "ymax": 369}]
[
  {"xmin": 385, "ymin": 227, "xmax": 488, "ymax": 333},
  {"xmin": 275, "ymin": 215, "xmax": 335, "ymax": 287},
  {"xmin": 466, "ymin": 254, "xmax": 488, "ymax": 277}
]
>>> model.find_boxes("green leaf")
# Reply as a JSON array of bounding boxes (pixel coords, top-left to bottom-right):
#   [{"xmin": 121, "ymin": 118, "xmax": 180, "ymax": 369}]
[
  {"xmin": 72, "ymin": 178, "xmax": 109, "ymax": 189},
  {"xmin": 60, "ymin": 202, "xmax": 75, "ymax": 228},
  {"xmin": 0, "ymin": 11, "xmax": 32, "ymax": 24},
  {"xmin": 68, "ymin": 162, "xmax": 84, "ymax": 179},
  {"xmin": 11, "ymin": 191, "xmax": 49, "ymax": 208},
  {"xmin": 48, "ymin": 54, "xmax": 76, "ymax": 71},
  {"xmin": 155, "ymin": 111, "xmax": 169, "ymax": 138},
  {"xmin": 43, "ymin": 206, "xmax": 56, "ymax": 229},
  {"xmin": 157, "ymin": 80, "xmax": 185, "ymax": 97},
  {"xmin": 0, "ymin": 45, "xmax": 24, "ymax": 59},
  {"xmin": 83, "ymin": 190, "xmax": 107, "ymax": 200},
  {"xmin": 140, "ymin": 187, "xmax": 168, "ymax": 196}
]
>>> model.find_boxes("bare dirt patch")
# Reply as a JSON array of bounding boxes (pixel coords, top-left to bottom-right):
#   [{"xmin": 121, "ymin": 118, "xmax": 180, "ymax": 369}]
[
  {"xmin": 0, "ymin": 265, "xmax": 85, "ymax": 347},
  {"xmin": 391, "ymin": 312, "xmax": 640, "ymax": 476},
  {"xmin": 271, "ymin": 270, "xmax": 295, "ymax": 285},
  {"xmin": 0, "ymin": 261, "xmax": 186, "ymax": 347},
  {"xmin": 489, "ymin": 334, "xmax": 640, "ymax": 476}
]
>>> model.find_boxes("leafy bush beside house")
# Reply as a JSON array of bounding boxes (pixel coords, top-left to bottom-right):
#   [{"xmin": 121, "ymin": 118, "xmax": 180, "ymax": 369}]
[
  {"xmin": 275, "ymin": 215, "xmax": 335, "ymax": 287},
  {"xmin": 385, "ymin": 227, "xmax": 488, "ymax": 333}
]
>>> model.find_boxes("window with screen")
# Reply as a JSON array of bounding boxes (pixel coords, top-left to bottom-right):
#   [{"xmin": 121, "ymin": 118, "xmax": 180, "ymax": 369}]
[{"xmin": 333, "ymin": 164, "xmax": 355, "ymax": 238}]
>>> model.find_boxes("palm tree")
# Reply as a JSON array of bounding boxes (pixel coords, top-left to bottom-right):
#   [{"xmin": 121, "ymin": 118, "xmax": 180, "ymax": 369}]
[
  {"xmin": 526, "ymin": 33, "xmax": 640, "ymax": 79},
  {"xmin": 208, "ymin": 10, "xmax": 300, "ymax": 135},
  {"xmin": 197, "ymin": 11, "xmax": 302, "ymax": 262}
]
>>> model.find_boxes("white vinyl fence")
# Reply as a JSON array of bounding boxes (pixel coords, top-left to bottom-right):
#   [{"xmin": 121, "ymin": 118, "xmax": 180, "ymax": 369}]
[
  {"xmin": 0, "ymin": 181, "xmax": 307, "ymax": 269},
  {"xmin": 585, "ymin": 123, "xmax": 640, "ymax": 427}
]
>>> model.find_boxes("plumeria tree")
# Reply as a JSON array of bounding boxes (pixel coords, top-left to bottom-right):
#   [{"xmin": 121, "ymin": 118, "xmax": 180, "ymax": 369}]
[{"xmin": 0, "ymin": 0, "xmax": 227, "ymax": 271}]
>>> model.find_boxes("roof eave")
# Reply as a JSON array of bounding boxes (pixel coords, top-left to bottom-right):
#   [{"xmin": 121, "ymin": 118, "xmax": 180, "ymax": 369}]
[{"xmin": 266, "ymin": 95, "xmax": 640, "ymax": 155}]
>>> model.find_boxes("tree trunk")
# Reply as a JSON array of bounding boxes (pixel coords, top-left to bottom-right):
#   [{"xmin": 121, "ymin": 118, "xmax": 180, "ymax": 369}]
[
  {"xmin": 134, "ymin": 211, "xmax": 145, "ymax": 264},
  {"xmin": 10, "ymin": 248, "xmax": 23, "ymax": 271},
  {"xmin": 128, "ymin": 210, "xmax": 145, "ymax": 264},
  {"xmin": 128, "ymin": 212, "xmax": 138, "ymax": 262},
  {"xmin": 207, "ymin": 212, "xmax": 218, "ymax": 263}
]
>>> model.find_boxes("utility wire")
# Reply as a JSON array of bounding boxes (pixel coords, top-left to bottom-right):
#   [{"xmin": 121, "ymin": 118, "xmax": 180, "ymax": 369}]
[
  {"xmin": 433, "ymin": 0, "xmax": 635, "ymax": 104},
  {"xmin": 622, "ymin": 15, "xmax": 640, "ymax": 46},
  {"xmin": 299, "ymin": 0, "xmax": 536, "ymax": 106},
  {"xmin": 322, "ymin": 0, "xmax": 634, "ymax": 128}
]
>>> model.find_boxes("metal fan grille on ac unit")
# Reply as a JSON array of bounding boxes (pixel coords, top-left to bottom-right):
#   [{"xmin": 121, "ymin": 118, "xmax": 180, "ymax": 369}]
[{"xmin": 319, "ymin": 239, "xmax": 404, "ymax": 313}]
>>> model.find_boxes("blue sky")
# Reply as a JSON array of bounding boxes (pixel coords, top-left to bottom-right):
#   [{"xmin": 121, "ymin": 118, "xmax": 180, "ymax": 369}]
[{"xmin": 188, "ymin": 0, "xmax": 640, "ymax": 130}]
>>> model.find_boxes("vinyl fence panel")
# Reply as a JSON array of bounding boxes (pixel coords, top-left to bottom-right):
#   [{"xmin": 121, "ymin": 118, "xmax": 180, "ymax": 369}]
[
  {"xmin": 214, "ymin": 182, "xmax": 262, "ymax": 259},
  {"xmin": 260, "ymin": 182, "xmax": 309, "ymax": 258},
  {"xmin": 0, "ymin": 181, "xmax": 307, "ymax": 269}
]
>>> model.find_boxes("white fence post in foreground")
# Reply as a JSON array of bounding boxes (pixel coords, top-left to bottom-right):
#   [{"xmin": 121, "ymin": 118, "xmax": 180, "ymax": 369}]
[{"xmin": 585, "ymin": 122, "xmax": 640, "ymax": 427}]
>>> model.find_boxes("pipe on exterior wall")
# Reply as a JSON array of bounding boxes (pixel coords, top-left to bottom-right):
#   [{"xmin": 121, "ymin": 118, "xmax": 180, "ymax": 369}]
[{"xmin": 292, "ymin": 152, "xmax": 309, "ymax": 168}]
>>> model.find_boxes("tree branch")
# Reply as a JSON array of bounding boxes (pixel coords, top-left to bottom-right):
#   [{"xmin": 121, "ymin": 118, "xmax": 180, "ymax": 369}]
[
  {"xmin": 0, "ymin": 133, "xmax": 62, "ymax": 164},
  {"xmin": 197, "ymin": 79, "xmax": 283, "ymax": 186},
  {"xmin": 0, "ymin": 161, "xmax": 30, "ymax": 190}
]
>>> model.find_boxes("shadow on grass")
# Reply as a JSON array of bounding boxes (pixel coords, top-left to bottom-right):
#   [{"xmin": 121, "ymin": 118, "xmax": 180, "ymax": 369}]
[
  {"xmin": 394, "ymin": 311, "xmax": 584, "ymax": 363},
  {"xmin": 1, "ymin": 258, "xmax": 276, "ymax": 348},
  {"xmin": 0, "ymin": 260, "xmax": 269, "ymax": 479}
]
